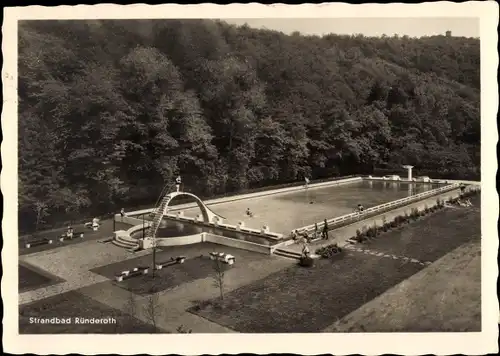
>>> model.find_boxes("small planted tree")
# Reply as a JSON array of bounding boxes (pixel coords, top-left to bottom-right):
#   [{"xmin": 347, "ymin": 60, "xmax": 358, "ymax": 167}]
[
  {"xmin": 143, "ymin": 286, "xmax": 161, "ymax": 332},
  {"xmin": 212, "ymin": 258, "xmax": 226, "ymax": 301},
  {"xmin": 381, "ymin": 216, "xmax": 388, "ymax": 231},
  {"xmin": 125, "ymin": 291, "xmax": 138, "ymax": 318},
  {"xmin": 32, "ymin": 201, "xmax": 49, "ymax": 239}
]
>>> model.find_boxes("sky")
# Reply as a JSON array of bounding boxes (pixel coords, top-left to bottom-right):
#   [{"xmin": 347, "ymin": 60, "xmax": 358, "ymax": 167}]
[{"xmin": 223, "ymin": 18, "xmax": 480, "ymax": 38}]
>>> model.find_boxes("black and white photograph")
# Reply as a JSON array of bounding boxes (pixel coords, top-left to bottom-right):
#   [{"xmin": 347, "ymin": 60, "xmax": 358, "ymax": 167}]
[{"xmin": 2, "ymin": 2, "xmax": 498, "ymax": 355}]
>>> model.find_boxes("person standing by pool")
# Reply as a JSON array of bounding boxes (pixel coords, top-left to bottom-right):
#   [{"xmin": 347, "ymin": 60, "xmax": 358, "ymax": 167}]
[
  {"xmin": 314, "ymin": 223, "xmax": 319, "ymax": 239},
  {"xmin": 66, "ymin": 225, "xmax": 73, "ymax": 239},
  {"xmin": 322, "ymin": 219, "xmax": 329, "ymax": 240},
  {"xmin": 302, "ymin": 242, "xmax": 310, "ymax": 257},
  {"xmin": 175, "ymin": 175, "xmax": 182, "ymax": 192},
  {"xmin": 304, "ymin": 176, "xmax": 310, "ymax": 189}
]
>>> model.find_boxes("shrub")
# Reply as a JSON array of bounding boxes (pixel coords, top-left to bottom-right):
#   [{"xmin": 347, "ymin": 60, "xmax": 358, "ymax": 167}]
[
  {"xmin": 299, "ymin": 256, "xmax": 314, "ymax": 267},
  {"xmin": 316, "ymin": 243, "xmax": 343, "ymax": 258},
  {"xmin": 424, "ymin": 204, "xmax": 430, "ymax": 214}
]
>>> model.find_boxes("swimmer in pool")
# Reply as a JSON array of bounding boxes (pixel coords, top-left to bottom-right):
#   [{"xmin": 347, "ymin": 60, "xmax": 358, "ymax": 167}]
[{"xmin": 246, "ymin": 208, "xmax": 254, "ymax": 217}]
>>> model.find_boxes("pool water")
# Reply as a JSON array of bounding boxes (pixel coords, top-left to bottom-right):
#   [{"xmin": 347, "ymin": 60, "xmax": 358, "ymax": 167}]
[{"xmin": 135, "ymin": 219, "xmax": 276, "ymax": 245}]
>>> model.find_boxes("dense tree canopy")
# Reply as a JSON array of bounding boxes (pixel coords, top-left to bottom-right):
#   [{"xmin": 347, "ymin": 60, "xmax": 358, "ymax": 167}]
[{"xmin": 18, "ymin": 20, "xmax": 480, "ymax": 232}]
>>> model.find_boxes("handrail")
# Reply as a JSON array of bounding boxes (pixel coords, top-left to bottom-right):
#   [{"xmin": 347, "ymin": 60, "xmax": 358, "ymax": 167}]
[{"xmin": 296, "ymin": 183, "xmax": 460, "ymax": 234}]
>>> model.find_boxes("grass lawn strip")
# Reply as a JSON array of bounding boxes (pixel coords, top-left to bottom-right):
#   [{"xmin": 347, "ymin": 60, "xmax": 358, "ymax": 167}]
[
  {"xmin": 190, "ymin": 252, "xmax": 423, "ymax": 333},
  {"xmin": 19, "ymin": 290, "xmax": 160, "ymax": 333},
  {"xmin": 114, "ymin": 257, "xmax": 232, "ymax": 296},
  {"xmin": 324, "ymin": 240, "xmax": 481, "ymax": 332},
  {"xmin": 91, "ymin": 242, "xmax": 271, "ymax": 295},
  {"xmin": 19, "ymin": 263, "xmax": 65, "ymax": 293}
]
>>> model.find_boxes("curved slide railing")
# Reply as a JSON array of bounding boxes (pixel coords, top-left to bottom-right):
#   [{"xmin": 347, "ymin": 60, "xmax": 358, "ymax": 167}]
[{"xmin": 146, "ymin": 191, "xmax": 226, "ymax": 247}]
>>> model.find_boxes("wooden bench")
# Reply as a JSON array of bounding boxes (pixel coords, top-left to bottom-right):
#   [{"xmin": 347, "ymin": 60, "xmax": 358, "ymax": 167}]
[
  {"xmin": 59, "ymin": 231, "xmax": 85, "ymax": 242},
  {"xmin": 209, "ymin": 252, "xmax": 236, "ymax": 265},
  {"xmin": 155, "ymin": 256, "xmax": 186, "ymax": 270},
  {"xmin": 115, "ymin": 266, "xmax": 149, "ymax": 282},
  {"xmin": 25, "ymin": 238, "xmax": 53, "ymax": 248}
]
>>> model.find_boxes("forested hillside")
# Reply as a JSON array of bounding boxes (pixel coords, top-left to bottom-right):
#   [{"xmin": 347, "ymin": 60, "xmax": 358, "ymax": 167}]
[{"xmin": 18, "ymin": 20, "xmax": 480, "ymax": 232}]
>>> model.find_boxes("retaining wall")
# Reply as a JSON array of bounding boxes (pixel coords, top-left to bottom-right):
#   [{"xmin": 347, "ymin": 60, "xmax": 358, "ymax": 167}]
[{"xmin": 204, "ymin": 233, "xmax": 273, "ymax": 255}]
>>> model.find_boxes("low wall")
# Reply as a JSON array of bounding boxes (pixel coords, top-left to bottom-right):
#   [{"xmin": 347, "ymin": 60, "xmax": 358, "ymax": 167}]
[
  {"xmin": 204, "ymin": 233, "xmax": 272, "ymax": 255},
  {"xmin": 127, "ymin": 222, "xmax": 151, "ymax": 236},
  {"xmin": 155, "ymin": 233, "xmax": 204, "ymax": 247},
  {"xmin": 114, "ymin": 214, "xmax": 146, "ymax": 226}
]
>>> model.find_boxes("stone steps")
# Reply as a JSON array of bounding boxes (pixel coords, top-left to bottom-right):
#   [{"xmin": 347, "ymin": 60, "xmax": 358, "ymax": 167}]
[{"xmin": 273, "ymin": 248, "xmax": 302, "ymax": 260}]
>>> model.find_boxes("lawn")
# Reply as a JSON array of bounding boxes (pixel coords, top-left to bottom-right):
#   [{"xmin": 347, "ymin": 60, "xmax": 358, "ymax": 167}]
[
  {"xmin": 326, "ymin": 241, "xmax": 481, "ymax": 332},
  {"xmin": 91, "ymin": 242, "xmax": 269, "ymax": 295},
  {"xmin": 114, "ymin": 256, "xmax": 232, "ymax": 296},
  {"xmin": 19, "ymin": 290, "xmax": 159, "ymax": 333},
  {"xmin": 189, "ymin": 252, "xmax": 423, "ymax": 333},
  {"xmin": 19, "ymin": 263, "xmax": 64, "ymax": 293}
]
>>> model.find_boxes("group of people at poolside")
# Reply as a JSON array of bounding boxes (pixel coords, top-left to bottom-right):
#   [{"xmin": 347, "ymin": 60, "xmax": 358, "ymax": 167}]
[
  {"xmin": 291, "ymin": 218, "xmax": 330, "ymax": 243},
  {"xmin": 448, "ymin": 198, "xmax": 473, "ymax": 207}
]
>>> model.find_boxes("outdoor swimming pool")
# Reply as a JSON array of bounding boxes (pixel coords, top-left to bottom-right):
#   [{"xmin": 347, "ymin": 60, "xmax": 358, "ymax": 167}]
[{"xmin": 135, "ymin": 180, "xmax": 441, "ymax": 238}]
